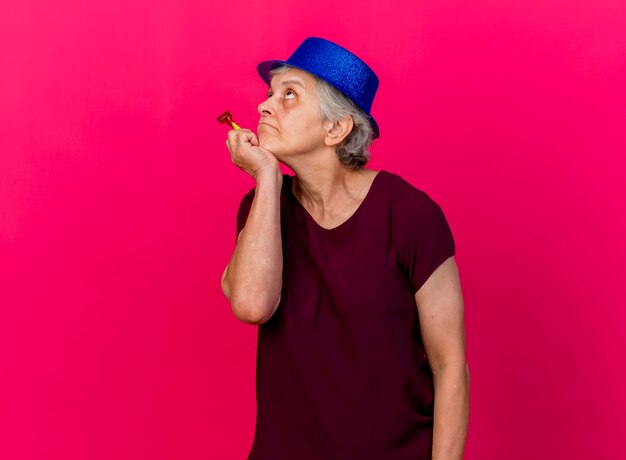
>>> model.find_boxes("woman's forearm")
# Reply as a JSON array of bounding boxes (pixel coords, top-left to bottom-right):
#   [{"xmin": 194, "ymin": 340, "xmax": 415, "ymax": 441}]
[
  {"xmin": 224, "ymin": 167, "xmax": 283, "ymax": 324},
  {"xmin": 431, "ymin": 362, "xmax": 470, "ymax": 460}
]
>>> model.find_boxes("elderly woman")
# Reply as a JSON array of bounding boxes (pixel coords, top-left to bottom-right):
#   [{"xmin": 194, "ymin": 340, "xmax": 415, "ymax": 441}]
[{"xmin": 221, "ymin": 37, "xmax": 469, "ymax": 460}]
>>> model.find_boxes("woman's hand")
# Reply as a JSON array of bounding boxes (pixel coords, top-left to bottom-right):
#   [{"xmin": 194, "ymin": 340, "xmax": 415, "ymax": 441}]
[{"xmin": 225, "ymin": 128, "xmax": 280, "ymax": 179}]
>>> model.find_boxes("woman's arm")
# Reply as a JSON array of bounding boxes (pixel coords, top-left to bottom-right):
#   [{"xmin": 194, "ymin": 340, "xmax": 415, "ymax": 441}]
[
  {"xmin": 222, "ymin": 166, "xmax": 283, "ymax": 325},
  {"xmin": 415, "ymin": 256, "xmax": 470, "ymax": 460}
]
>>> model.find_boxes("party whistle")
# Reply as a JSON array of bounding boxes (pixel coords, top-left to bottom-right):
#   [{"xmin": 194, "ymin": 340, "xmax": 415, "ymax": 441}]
[{"xmin": 217, "ymin": 110, "xmax": 241, "ymax": 130}]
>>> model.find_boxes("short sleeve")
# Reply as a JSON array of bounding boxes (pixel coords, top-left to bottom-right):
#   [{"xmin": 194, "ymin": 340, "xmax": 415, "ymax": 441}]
[
  {"xmin": 396, "ymin": 189, "xmax": 456, "ymax": 294},
  {"xmin": 235, "ymin": 188, "xmax": 256, "ymax": 244}
]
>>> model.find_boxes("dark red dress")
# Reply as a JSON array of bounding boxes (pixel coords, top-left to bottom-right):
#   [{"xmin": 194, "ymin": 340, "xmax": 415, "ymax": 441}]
[{"xmin": 235, "ymin": 169, "xmax": 456, "ymax": 460}]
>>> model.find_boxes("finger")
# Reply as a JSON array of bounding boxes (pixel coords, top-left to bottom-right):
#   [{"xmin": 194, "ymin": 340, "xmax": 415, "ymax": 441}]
[
  {"xmin": 227, "ymin": 129, "xmax": 239, "ymax": 143},
  {"xmin": 249, "ymin": 132, "xmax": 259, "ymax": 146},
  {"xmin": 227, "ymin": 129, "xmax": 242, "ymax": 151},
  {"xmin": 241, "ymin": 131, "xmax": 260, "ymax": 148},
  {"xmin": 236, "ymin": 130, "xmax": 255, "ymax": 145}
]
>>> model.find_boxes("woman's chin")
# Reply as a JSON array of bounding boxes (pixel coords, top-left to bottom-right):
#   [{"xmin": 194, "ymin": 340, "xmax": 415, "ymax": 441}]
[
  {"xmin": 258, "ymin": 137, "xmax": 274, "ymax": 150},
  {"xmin": 257, "ymin": 132, "xmax": 270, "ymax": 144},
  {"xmin": 259, "ymin": 142, "xmax": 284, "ymax": 160}
]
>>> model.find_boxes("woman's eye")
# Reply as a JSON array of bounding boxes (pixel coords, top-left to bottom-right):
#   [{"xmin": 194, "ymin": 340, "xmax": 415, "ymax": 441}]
[{"xmin": 267, "ymin": 89, "xmax": 295, "ymax": 99}]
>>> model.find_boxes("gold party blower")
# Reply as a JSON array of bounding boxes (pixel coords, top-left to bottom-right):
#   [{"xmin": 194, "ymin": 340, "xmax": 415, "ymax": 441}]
[{"xmin": 217, "ymin": 110, "xmax": 241, "ymax": 130}]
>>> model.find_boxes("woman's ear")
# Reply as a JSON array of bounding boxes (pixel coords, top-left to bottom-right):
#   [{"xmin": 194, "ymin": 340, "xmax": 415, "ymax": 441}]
[{"xmin": 324, "ymin": 115, "xmax": 354, "ymax": 147}]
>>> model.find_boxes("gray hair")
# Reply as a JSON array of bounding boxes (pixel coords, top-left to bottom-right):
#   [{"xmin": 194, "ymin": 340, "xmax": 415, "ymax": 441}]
[{"xmin": 269, "ymin": 65, "xmax": 376, "ymax": 170}]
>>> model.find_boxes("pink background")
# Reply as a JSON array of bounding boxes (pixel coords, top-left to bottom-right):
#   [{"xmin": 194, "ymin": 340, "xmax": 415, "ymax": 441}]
[{"xmin": 1, "ymin": 1, "xmax": 625, "ymax": 459}]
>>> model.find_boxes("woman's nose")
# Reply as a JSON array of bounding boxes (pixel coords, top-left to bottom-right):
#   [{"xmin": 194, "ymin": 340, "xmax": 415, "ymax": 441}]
[{"xmin": 258, "ymin": 97, "xmax": 274, "ymax": 116}]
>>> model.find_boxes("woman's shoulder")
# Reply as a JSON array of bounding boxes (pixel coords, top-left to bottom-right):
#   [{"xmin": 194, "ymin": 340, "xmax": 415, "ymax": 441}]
[{"xmin": 380, "ymin": 169, "xmax": 435, "ymax": 204}]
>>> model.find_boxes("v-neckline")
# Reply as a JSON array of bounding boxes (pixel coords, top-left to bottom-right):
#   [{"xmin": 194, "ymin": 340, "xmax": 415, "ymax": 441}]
[{"xmin": 288, "ymin": 170, "xmax": 385, "ymax": 232}]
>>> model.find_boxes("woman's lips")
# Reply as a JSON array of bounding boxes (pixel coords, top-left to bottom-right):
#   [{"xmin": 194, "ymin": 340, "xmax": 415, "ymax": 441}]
[{"xmin": 258, "ymin": 121, "xmax": 277, "ymax": 130}]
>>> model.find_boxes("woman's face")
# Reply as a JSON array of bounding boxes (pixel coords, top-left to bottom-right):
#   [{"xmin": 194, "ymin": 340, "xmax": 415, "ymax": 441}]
[{"xmin": 257, "ymin": 68, "xmax": 327, "ymax": 159}]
